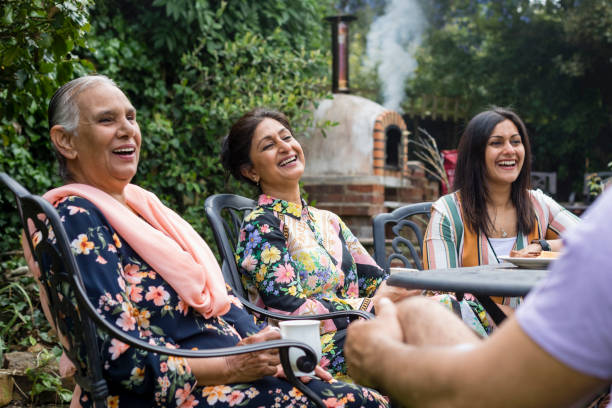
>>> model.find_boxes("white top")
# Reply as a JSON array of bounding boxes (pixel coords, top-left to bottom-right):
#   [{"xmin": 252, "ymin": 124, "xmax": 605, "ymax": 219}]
[{"xmin": 488, "ymin": 236, "xmax": 517, "ymax": 259}]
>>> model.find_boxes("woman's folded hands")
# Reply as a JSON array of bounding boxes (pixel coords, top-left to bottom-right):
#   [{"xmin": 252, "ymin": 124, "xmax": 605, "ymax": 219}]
[
  {"xmin": 222, "ymin": 326, "xmax": 282, "ymax": 382},
  {"xmin": 231, "ymin": 326, "xmax": 333, "ymax": 384},
  {"xmin": 510, "ymin": 243, "xmax": 543, "ymax": 258}
]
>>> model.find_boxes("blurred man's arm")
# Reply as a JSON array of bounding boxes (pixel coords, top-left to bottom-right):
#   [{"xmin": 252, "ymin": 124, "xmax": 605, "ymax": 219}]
[{"xmin": 346, "ymin": 297, "xmax": 606, "ymax": 408}]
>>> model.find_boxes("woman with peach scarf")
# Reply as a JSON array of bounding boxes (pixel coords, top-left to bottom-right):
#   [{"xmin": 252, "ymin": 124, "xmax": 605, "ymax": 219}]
[{"xmin": 34, "ymin": 75, "xmax": 390, "ymax": 408}]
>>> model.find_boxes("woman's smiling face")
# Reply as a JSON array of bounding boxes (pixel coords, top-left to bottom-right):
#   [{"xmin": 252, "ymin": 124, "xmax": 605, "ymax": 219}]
[
  {"xmin": 67, "ymin": 83, "xmax": 141, "ymax": 194},
  {"xmin": 484, "ymin": 119, "xmax": 525, "ymax": 187},
  {"xmin": 243, "ymin": 117, "xmax": 305, "ymax": 191}
]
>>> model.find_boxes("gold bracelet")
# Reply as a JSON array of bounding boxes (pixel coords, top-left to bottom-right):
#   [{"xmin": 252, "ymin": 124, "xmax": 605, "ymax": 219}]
[{"xmin": 360, "ymin": 297, "xmax": 372, "ymax": 311}]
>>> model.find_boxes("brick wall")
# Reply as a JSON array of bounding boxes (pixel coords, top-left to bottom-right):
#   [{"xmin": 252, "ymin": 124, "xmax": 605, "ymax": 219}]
[
  {"xmin": 303, "ymin": 164, "xmax": 439, "ymax": 243},
  {"xmin": 303, "ymin": 184, "xmax": 385, "ymax": 217}
]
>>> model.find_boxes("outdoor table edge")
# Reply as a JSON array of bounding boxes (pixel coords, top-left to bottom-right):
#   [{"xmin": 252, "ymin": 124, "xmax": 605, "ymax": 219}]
[{"xmin": 387, "ymin": 269, "xmax": 546, "ymax": 297}]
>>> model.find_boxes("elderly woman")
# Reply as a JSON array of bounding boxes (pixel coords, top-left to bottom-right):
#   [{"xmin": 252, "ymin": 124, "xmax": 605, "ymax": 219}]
[
  {"xmin": 36, "ymin": 75, "xmax": 390, "ymax": 408},
  {"xmin": 221, "ymin": 108, "xmax": 413, "ymax": 377},
  {"xmin": 423, "ymin": 107, "xmax": 580, "ymax": 335}
]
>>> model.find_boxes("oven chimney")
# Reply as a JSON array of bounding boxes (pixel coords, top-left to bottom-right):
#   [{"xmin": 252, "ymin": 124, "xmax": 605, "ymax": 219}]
[{"xmin": 325, "ymin": 14, "xmax": 356, "ymax": 94}]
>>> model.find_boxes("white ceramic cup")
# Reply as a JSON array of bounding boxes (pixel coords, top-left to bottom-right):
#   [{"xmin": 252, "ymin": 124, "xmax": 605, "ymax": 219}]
[{"xmin": 278, "ymin": 320, "xmax": 322, "ymax": 376}]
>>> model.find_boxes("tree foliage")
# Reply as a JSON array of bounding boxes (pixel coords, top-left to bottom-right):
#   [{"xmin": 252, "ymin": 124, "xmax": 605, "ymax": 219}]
[
  {"xmin": 1, "ymin": 0, "xmax": 93, "ymax": 258},
  {"xmin": 1, "ymin": 0, "xmax": 333, "ymax": 257},
  {"xmin": 409, "ymin": 0, "xmax": 612, "ymax": 198}
]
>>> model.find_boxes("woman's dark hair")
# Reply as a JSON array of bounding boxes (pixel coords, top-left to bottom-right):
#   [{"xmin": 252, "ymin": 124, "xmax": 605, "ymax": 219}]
[
  {"xmin": 221, "ymin": 108, "xmax": 293, "ymax": 186},
  {"xmin": 453, "ymin": 106, "xmax": 534, "ymax": 236}
]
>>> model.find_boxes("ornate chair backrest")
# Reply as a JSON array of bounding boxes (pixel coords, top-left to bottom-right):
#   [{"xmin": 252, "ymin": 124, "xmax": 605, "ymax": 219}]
[
  {"xmin": 204, "ymin": 194, "xmax": 256, "ymax": 298},
  {"xmin": 0, "ymin": 173, "xmax": 109, "ymax": 407},
  {"xmin": 531, "ymin": 171, "xmax": 557, "ymax": 196},
  {"xmin": 372, "ymin": 202, "xmax": 433, "ymax": 272}
]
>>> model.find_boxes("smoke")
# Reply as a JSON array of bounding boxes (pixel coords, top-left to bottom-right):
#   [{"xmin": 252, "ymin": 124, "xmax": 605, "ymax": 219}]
[{"xmin": 366, "ymin": 0, "xmax": 428, "ymax": 112}]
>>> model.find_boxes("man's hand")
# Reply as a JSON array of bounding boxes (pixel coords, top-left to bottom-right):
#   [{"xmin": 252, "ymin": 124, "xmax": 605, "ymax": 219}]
[
  {"xmin": 372, "ymin": 280, "xmax": 421, "ymax": 311},
  {"xmin": 346, "ymin": 297, "xmax": 402, "ymax": 387}
]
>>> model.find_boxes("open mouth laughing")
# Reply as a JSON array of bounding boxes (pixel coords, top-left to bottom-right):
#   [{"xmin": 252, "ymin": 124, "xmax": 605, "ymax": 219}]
[
  {"xmin": 497, "ymin": 159, "xmax": 517, "ymax": 169},
  {"xmin": 112, "ymin": 146, "xmax": 137, "ymax": 157},
  {"xmin": 278, "ymin": 155, "xmax": 298, "ymax": 167}
]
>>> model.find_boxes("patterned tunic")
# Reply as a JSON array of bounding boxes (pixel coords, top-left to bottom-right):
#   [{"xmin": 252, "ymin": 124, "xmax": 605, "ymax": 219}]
[
  {"xmin": 423, "ymin": 189, "xmax": 580, "ymax": 334},
  {"xmin": 40, "ymin": 195, "xmax": 390, "ymax": 408},
  {"xmin": 235, "ymin": 195, "xmax": 386, "ymax": 376}
]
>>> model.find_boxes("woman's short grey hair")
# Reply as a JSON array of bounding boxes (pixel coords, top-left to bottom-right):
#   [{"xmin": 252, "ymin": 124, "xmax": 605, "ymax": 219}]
[{"xmin": 48, "ymin": 75, "xmax": 118, "ymax": 180}]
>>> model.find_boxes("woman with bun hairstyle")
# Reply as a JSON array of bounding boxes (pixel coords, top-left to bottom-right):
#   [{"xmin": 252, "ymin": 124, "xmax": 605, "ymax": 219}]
[{"xmin": 222, "ymin": 108, "xmax": 415, "ymax": 377}]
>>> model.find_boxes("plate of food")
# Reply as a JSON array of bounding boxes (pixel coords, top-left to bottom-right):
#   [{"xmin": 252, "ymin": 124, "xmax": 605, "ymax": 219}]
[{"xmin": 498, "ymin": 251, "xmax": 559, "ymax": 269}]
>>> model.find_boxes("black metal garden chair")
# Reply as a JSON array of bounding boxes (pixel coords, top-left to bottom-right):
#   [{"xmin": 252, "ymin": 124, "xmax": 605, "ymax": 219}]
[
  {"xmin": 204, "ymin": 193, "xmax": 256, "ymax": 298},
  {"xmin": 0, "ymin": 173, "xmax": 327, "ymax": 408},
  {"xmin": 531, "ymin": 171, "xmax": 557, "ymax": 197},
  {"xmin": 372, "ymin": 202, "xmax": 433, "ymax": 272},
  {"xmin": 204, "ymin": 193, "xmax": 372, "ymax": 323}
]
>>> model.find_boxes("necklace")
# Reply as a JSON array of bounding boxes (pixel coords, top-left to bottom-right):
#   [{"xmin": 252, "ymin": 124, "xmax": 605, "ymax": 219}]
[{"xmin": 493, "ymin": 208, "xmax": 509, "ymax": 238}]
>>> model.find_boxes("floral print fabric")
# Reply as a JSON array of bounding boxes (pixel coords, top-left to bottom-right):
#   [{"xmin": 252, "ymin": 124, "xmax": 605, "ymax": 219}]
[
  {"xmin": 236, "ymin": 195, "xmax": 386, "ymax": 376},
  {"xmin": 41, "ymin": 196, "xmax": 389, "ymax": 408}
]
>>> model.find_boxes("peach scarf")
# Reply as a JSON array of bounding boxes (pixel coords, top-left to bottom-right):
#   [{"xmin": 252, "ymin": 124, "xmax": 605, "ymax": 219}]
[{"xmin": 43, "ymin": 183, "xmax": 231, "ymax": 318}]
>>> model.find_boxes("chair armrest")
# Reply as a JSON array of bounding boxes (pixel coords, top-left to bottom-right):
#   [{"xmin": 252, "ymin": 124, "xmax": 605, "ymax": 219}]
[
  {"xmin": 237, "ymin": 293, "xmax": 373, "ymax": 321},
  {"xmin": 70, "ymin": 272, "xmax": 326, "ymax": 407}
]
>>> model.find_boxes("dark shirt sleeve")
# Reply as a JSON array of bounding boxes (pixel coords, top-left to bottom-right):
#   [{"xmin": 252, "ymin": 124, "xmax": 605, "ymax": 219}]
[{"xmin": 222, "ymin": 287, "xmax": 264, "ymax": 338}]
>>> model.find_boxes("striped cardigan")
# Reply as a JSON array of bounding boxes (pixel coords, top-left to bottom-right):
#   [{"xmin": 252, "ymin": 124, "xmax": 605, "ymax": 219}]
[{"xmin": 424, "ymin": 189, "xmax": 580, "ymax": 270}]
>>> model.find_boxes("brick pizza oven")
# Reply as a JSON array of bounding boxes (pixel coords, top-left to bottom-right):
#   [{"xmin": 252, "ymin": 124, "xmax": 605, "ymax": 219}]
[
  {"xmin": 301, "ymin": 94, "xmax": 438, "ymax": 241},
  {"xmin": 300, "ymin": 15, "xmax": 439, "ymax": 242}
]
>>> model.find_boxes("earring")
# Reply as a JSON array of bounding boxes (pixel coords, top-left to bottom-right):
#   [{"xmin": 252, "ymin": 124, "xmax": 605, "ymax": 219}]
[{"xmin": 253, "ymin": 177, "xmax": 260, "ymax": 187}]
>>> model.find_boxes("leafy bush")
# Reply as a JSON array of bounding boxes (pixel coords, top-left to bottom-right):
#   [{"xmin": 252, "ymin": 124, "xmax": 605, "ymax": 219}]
[
  {"xmin": 24, "ymin": 346, "xmax": 72, "ymax": 404},
  {"xmin": 1, "ymin": 0, "xmax": 93, "ymax": 256},
  {"xmin": 586, "ymin": 161, "xmax": 612, "ymax": 198},
  {"xmin": 0, "ymin": 273, "xmax": 54, "ymax": 354}
]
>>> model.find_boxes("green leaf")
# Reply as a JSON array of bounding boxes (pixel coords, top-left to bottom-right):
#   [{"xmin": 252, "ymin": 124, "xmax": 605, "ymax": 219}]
[{"xmin": 2, "ymin": 47, "xmax": 21, "ymax": 67}]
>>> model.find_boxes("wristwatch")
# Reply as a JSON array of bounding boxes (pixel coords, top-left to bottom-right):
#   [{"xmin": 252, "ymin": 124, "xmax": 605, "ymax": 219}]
[{"xmin": 531, "ymin": 238, "xmax": 551, "ymax": 251}]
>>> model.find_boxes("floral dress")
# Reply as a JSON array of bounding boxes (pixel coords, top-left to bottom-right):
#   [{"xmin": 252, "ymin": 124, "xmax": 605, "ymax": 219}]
[
  {"xmin": 235, "ymin": 195, "xmax": 386, "ymax": 377},
  {"xmin": 40, "ymin": 196, "xmax": 390, "ymax": 408}
]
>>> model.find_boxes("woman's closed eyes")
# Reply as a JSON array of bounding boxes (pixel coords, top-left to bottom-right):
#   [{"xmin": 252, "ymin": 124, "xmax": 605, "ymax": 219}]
[{"xmin": 261, "ymin": 134, "xmax": 293, "ymax": 151}]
